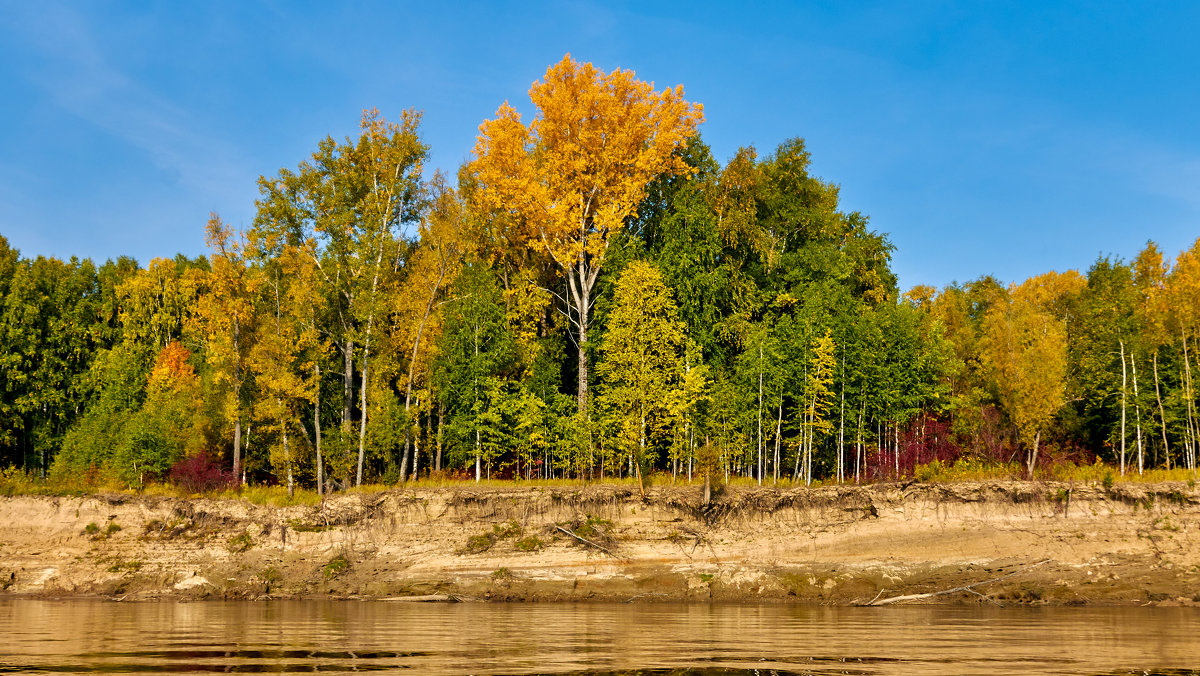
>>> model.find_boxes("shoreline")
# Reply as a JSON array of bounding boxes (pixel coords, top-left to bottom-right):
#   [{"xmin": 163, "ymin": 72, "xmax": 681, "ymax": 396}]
[{"xmin": 2, "ymin": 480, "xmax": 1198, "ymax": 606}]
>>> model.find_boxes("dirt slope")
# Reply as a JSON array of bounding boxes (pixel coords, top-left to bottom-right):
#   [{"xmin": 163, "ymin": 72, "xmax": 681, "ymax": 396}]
[{"xmin": 2, "ymin": 480, "xmax": 1198, "ymax": 605}]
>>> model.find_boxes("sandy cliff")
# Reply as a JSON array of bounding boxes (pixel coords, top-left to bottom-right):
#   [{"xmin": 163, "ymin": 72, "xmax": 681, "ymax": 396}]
[{"xmin": 2, "ymin": 480, "xmax": 1198, "ymax": 605}]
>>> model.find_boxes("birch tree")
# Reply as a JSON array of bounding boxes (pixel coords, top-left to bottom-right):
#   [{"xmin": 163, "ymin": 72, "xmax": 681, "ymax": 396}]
[{"xmin": 253, "ymin": 109, "xmax": 427, "ymax": 486}]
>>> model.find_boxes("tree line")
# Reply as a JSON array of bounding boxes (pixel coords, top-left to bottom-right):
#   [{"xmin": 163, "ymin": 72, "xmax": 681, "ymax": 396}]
[{"xmin": 2, "ymin": 55, "xmax": 1198, "ymax": 494}]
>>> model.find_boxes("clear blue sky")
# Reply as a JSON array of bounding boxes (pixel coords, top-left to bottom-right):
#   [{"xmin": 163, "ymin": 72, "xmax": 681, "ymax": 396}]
[{"xmin": 1, "ymin": 1, "xmax": 1197, "ymax": 290}]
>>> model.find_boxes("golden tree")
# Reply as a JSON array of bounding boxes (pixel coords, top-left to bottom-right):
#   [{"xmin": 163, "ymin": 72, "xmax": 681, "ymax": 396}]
[
  {"xmin": 469, "ymin": 54, "xmax": 703, "ymax": 416},
  {"xmin": 194, "ymin": 214, "xmax": 259, "ymax": 481},
  {"xmin": 981, "ymin": 274, "xmax": 1077, "ymax": 476}
]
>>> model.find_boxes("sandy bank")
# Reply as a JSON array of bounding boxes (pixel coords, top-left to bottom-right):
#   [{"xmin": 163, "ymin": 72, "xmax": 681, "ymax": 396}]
[{"xmin": 2, "ymin": 480, "xmax": 1198, "ymax": 606}]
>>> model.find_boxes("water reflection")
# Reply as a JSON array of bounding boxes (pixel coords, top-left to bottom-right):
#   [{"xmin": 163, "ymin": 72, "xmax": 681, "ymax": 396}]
[{"xmin": 0, "ymin": 600, "xmax": 1197, "ymax": 675}]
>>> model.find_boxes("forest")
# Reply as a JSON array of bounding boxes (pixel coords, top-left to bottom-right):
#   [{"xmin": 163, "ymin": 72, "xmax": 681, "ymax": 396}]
[{"xmin": 2, "ymin": 56, "xmax": 1199, "ymax": 496}]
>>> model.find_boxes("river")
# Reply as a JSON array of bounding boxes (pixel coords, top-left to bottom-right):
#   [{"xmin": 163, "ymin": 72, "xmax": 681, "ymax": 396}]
[{"xmin": 1, "ymin": 599, "xmax": 1197, "ymax": 674}]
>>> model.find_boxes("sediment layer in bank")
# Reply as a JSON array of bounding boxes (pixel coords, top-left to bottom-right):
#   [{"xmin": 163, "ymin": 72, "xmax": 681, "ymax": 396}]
[{"xmin": 2, "ymin": 481, "xmax": 1198, "ymax": 606}]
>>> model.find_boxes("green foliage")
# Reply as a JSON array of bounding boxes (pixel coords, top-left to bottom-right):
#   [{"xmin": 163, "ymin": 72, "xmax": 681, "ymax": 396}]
[
  {"xmin": 106, "ymin": 560, "xmax": 143, "ymax": 574},
  {"xmin": 462, "ymin": 533, "xmax": 495, "ymax": 554},
  {"xmin": 83, "ymin": 521, "xmax": 121, "ymax": 541},
  {"xmin": 567, "ymin": 515, "xmax": 614, "ymax": 542},
  {"xmin": 492, "ymin": 520, "xmax": 522, "ymax": 539},
  {"xmin": 226, "ymin": 532, "xmax": 253, "ymax": 554},
  {"xmin": 260, "ymin": 566, "xmax": 282, "ymax": 591},
  {"xmin": 597, "ymin": 261, "xmax": 694, "ymax": 488},
  {"xmin": 322, "ymin": 554, "xmax": 350, "ymax": 579},
  {"xmin": 514, "ymin": 535, "xmax": 544, "ymax": 552},
  {"xmin": 914, "ymin": 459, "xmax": 948, "ymax": 482}
]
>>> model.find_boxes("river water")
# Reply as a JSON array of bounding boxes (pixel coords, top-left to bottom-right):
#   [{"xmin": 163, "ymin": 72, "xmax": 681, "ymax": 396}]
[{"xmin": 1, "ymin": 599, "xmax": 1197, "ymax": 675}]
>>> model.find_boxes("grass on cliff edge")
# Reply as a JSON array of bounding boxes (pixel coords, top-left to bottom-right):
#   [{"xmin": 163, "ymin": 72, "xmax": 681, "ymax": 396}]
[{"xmin": 1, "ymin": 461, "xmax": 1196, "ymax": 503}]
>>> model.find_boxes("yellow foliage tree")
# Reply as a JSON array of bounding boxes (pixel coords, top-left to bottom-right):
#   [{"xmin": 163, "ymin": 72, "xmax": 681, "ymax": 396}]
[
  {"xmin": 389, "ymin": 174, "xmax": 465, "ymax": 481},
  {"xmin": 193, "ymin": 214, "xmax": 259, "ymax": 480},
  {"xmin": 469, "ymin": 54, "xmax": 703, "ymax": 416},
  {"xmin": 981, "ymin": 275, "xmax": 1074, "ymax": 476},
  {"xmin": 1166, "ymin": 238, "xmax": 1200, "ymax": 469}
]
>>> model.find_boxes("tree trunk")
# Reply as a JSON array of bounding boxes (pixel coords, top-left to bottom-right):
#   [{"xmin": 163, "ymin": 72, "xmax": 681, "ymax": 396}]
[
  {"xmin": 233, "ymin": 419, "xmax": 242, "ymax": 487},
  {"xmin": 564, "ymin": 246, "xmax": 600, "ymax": 421},
  {"xmin": 1154, "ymin": 351, "xmax": 1170, "ymax": 470},
  {"xmin": 773, "ymin": 401, "xmax": 783, "ymax": 485},
  {"xmin": 894, "ymin": 422, "xmax": 900, "ymax": 477},
  {"xmin": 1027, "ymin": 429, "xmax": 1040, "ymax": 478},
  {"xmin": 856, "ymin": 397, "xmax": 865, "ymax": 483},
  {"xmin": 1119, "ymin": 338, "xmax": 1127, "ymax": 476},
  {"xmin": 315, "ymin": 363, "xmax": 323, "ymax": 497},
  {"xmin": 436, "ymin": 401, "xmax": 443, "ymax": 473},
  {"xmin": 838, "ymin": 375, "xmax": 845, "ymax": 483},
  {"xmin": 403, "ymin": 263, "xmax": 449, "ymax": 480},
  {"xmin": 1184, "ymin": 333, "xmax": 1198, "ymax": 471},
  {"xmin": 422, "ymin": 397, "xmax": 432, "ymax": 481},
  {"xmin": 636, "ymin": 406, "xmax": 646, "ymax": 498},
  {"xmin": 1132, "ymin": 352, "xmax": 1143, "ymax": 475},
  {"xmin": 412, "ymin": 419, "xmax": 420, "ymax": 483},
  {"xmin": 399, "ymin": 427, "xmax": 410, "ymax": 484},
  {"xmin": 577, "ymin": 316, "xmax": 589, "ymax": 417},
  {"xmin": 757, "ymin": 344, "xmax": 764, "ymax": 486},
  {"xmin": 277, "ymin": 398, "xmax": 294, "ymax": 499},
  {"xmin": 342, "ymin": 341, "xmax": 354, "ymax": 431},
  {"xmin": 356, "ymin": 344, "xmax": 370, "ymax": 487},
  {"xmin": 231, "ymin": 314, "xmax": 243, "ymax": 485},
  {"xmin": 878, "ymin": 422, "xmax": 888, "ymax": 480},
  {"xmin": 792, "ymin": 408, "xmax": 803, "ymax": 481}
]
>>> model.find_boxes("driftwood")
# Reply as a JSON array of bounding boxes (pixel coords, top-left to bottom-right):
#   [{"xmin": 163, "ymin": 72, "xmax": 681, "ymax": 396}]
[
  {"xmin": 625, "ymin": 592, "xmax": 669, "ymax": 603},
  {"xmin": 867, "ymin": 559, "xmax": 1052, "ymax": 606},
  {"xmin": 555, "ymin": 526, "xmax": 622, "ymax": 558},
  {"xmin": 380, "ymin": 594, "xmax": 462, "ymax": 603}
]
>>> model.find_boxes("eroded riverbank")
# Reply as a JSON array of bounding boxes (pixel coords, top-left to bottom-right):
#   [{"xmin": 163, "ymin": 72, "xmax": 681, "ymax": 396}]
[{"xmin": 2, "ymin": 481, "xmax": 1198, "ymax": 605}]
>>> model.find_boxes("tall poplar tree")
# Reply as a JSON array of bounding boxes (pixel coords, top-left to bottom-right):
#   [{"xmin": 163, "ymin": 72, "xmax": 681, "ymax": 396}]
[{"xmin": 469, "ymin": 54, "xmax": 703, "ymax": 418}]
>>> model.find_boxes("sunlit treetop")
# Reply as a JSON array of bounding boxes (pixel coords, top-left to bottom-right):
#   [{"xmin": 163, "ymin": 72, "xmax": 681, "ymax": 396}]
[{"xmin": 470, "ymin": 54, "xmax": 704, "ymax": 272}]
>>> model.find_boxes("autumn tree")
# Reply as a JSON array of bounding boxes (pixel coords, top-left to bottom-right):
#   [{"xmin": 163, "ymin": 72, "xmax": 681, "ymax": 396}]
[
  {"xmin": 1133, "ymin": 242, "xmax": 1174, "ymax": 468},
  {"xmin": 469, "ymin": 54, "xmax": 703, "ymax": 418},
  {"xmin": 1166, "ymin": 239, "xmax": 1200, "ymax": 470},
  {"xmin": 982, "ymin": 275, "xmax": 1077, "ymax": 476},
  {"xmin": 797, "ymin": 329, "xmax": 837, "ymax": 485},
  {"xmin": 253, "ymin": 109, "xmax": 428, "ymax": 486},
  {"xmin": 247, "ymin": 247, "xmax": 322, "ymax": 498},
  {"xmin": 390, "ymin": 175, "xmax": 465, "ymax": 482},
  {"xmin": 597, "ymin": 261, "xmax": 693, "ymax": 496},
  {"xmin": 193, "ymin": 214, "xmax": 258, "ymax": 481}
]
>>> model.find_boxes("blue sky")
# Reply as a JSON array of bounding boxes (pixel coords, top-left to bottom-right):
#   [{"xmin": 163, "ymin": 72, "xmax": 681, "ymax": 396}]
[{"xmin": 1, "ymin": 1, "xmax": 1197, "ymax": 290}]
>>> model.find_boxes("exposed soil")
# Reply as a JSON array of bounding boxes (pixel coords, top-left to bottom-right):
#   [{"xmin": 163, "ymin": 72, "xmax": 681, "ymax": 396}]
[{"xmin": 2, "ymin": 480, "xmax": 1199, "ymax": 606}]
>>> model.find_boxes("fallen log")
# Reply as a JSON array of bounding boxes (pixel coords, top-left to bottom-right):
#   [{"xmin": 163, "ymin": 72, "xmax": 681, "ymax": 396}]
[
  {"xmin": 555, "ymin": 526, "xmax": 622, "ymax": 559},
  {"xmin": 380, "ymin": 594, "xmax": 461, "ymax": 603},
  {"xmin": 867, "ymin": 559, "xmax": 1052, "ymax": 606}
]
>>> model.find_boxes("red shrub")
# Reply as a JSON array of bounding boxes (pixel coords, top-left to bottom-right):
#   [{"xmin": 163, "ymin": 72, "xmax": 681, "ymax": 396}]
[{"xmin": 170, "ymin": 452, "xmax": 236, "ymax": 494}]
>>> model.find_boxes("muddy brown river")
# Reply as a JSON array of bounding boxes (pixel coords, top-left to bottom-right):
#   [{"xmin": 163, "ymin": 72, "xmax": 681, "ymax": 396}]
[{"xmin": 1, "ymin": 599, "xmax": 1197, "ymax": 674}]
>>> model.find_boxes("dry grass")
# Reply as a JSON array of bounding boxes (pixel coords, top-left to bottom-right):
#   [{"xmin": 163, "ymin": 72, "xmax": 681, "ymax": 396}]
[{"xmin": 2, "ymin": 458, "xmax": 1196, "ymax": 504}]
